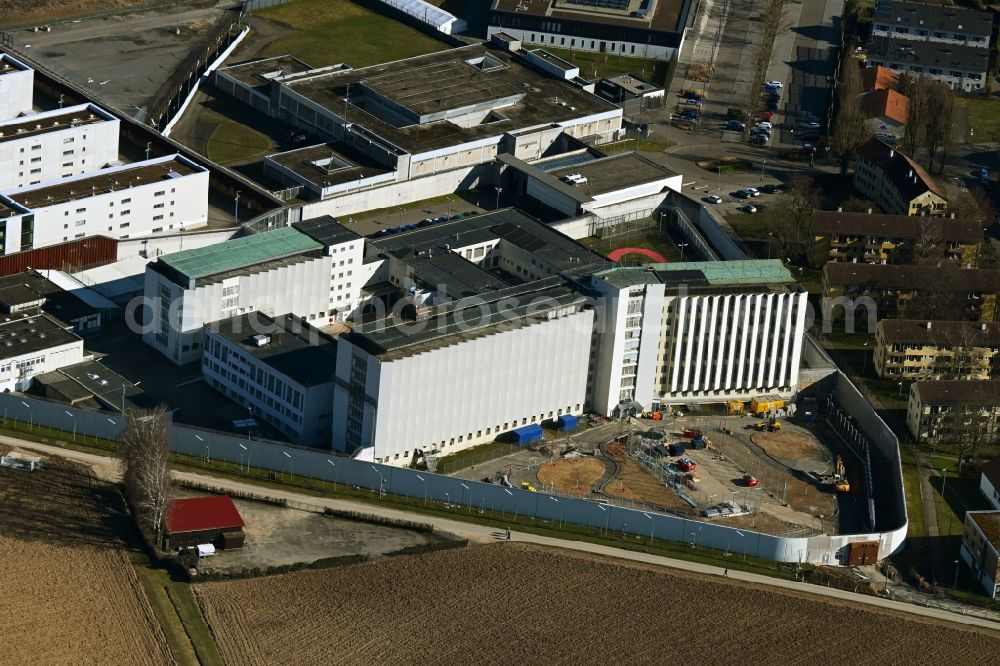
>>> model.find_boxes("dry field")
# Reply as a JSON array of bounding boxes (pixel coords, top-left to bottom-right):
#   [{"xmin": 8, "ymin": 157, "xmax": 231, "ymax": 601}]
[
  {"xmin": 536, "ymin": 457, "xmax": 606, "ymax": 495},
  {"xmin": 0, "ymin": 0, "xmax": 169, "ymax": 26},
  {"xmin": 197, "ymin": 543, "xmax": 1000, "ymax": 665},
  {"xmin": 0, "ymin": 460, "xmax": 172, "ymax": 666},
  {"xmin": 753, "ymin": 430, "xmax": 822, "ymax": 461}
]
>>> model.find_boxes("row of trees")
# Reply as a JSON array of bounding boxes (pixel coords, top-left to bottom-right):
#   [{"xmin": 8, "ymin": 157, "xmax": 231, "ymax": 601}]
[
  {"xmin": 118, "ymin": 406, "xmax": 172, "ymax": 545},
  {"xmin": 738, "ymin": 0, "xmax": 791, "ymax": 122}
]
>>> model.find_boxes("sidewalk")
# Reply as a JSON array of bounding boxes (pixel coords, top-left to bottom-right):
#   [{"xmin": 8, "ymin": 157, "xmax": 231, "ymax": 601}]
[{"xmin": 9, "ymin": 436, "xmax": 1000, "ymax": 629}]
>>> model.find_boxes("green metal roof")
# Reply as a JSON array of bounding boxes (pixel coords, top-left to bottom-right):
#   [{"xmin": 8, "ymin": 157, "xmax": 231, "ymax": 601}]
[
  {"xmin": 159, "ymin": 227, "xmax": 322, "ymax": 281},
  {"xmin": 595, "ymin": 259, "xmax": 794, "ymax": 289}
]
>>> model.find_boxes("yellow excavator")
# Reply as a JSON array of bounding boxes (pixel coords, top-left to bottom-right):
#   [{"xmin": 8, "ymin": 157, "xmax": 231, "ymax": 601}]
[{"xmin": 834, "ymin": 457, "xmax": 851, "ymax": 493}]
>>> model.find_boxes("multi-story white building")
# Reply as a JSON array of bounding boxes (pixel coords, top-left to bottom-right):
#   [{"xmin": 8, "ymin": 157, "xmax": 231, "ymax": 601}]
[
  {"xmin": 587, "ymin": 260, "xmax": 808, "ymax": 415},
  {"xmin": 332, "ymin": 280, "xmax": 593, "ymax": 464},
  {"xmin": 871, "ymin": 1, "xmax": 992, "ymax": 49},
  {"xmin": 0, "ymin": 312, "xmax": 86, "ymax": 391},
  {"xmin": 0, "ymin": 103, "xmax": 120, "ymax": 190},
  {"xmin": 144, "ymin": 218, "xmax": 363, "ymax": 365},
  {"xmin": 0, "ymin": 154, "xmax": 209, "ymax": 255},
  {"xmin": 202, "ymin": 312, "xmax": 337, "ymax": 445},
  {"xmin": 0, "ymin": 54, "xmax": 33, "ymax": 122}
]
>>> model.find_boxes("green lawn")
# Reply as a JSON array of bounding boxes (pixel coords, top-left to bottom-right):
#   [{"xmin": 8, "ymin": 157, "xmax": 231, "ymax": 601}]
[
  {"xmin": 205, "ymin": 119, "xmax": 273, "ymax": 165},
  {"xmin": 256, "ymin": 0, "xmax": 450, "ymax": 68},
  {"xmin": 580, "ymin": 227, "xmax": 683, "ymax": 263},
  {"xmin": 600, "ymin": 136, "xmax": 675, "ymax": 154},
  {"xmin": 959, "ymin": 97, "xmax": 1000, "ymax": 144},
  {"xmin": 897, "ymin": 444, "xmax": 925, "ymax": 538},
  {"xmin": 546, "ymin": 47, "xmax": 668, "ymax": 83}
]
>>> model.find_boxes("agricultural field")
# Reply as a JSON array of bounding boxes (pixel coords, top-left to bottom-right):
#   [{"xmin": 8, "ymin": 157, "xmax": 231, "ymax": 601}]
[
  {"xmin": 0, "ymin": 458, "xmax": 172, "ymax": 665},
  {"xmin": 197, "ymin": 543, "xmax": 1000, "ymax": 664}
]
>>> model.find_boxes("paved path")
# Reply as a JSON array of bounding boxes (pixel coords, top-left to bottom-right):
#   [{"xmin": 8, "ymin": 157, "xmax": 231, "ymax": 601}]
[{"xmin": 8, "ymin": 437, "xmax": 1000, "ymax": 632}]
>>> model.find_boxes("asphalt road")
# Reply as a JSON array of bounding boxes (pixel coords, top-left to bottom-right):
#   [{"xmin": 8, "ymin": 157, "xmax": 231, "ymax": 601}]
[{"xmin": 9, "ymin": 436, "xmax": 1000, "ymax": 632}]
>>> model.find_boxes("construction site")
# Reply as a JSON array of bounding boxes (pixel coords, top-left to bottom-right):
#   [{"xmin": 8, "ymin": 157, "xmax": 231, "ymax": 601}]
[{"xmin": 446, "ymin": 396, "xmax": 866, "ymax": 538}]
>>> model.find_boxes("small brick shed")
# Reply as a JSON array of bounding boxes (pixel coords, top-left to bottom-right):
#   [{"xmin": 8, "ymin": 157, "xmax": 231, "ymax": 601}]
[{"xmin": 164, "ymin": 495, "xmax": 246, "ymax": 550}]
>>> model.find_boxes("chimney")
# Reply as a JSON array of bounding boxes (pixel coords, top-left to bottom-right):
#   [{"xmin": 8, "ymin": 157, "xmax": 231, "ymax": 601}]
[
  {"xmin": 951, "ymin": 212, "xmax": 956, "ymax": 219},
  {"xmin": 837, "ymin": 207, "xmax": 843, "ymax": 212},
  {"xmin": 867, "ymin": 208, "xmax": 873, "ymax": 214},
  {"xmin": 926, "ymin": 322, "xmax": 932, "ymax": 330},
  {"xmin": 982, "ymin": 323, "xmax": 988, "ymax": 331},
  {"xmin": 889, "ymin": 149, "xmax": 895, "ymax": 158},
  {"xmin": 908, "ymin": 169, "xmax": 913, "ymax": 178}
]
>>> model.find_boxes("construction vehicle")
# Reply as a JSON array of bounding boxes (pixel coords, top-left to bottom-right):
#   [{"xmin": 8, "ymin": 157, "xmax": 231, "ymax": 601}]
[
  {"xmin": 520, "ymin": 481, "xmax": 537, "ymax": 492},
  {"xmin": 834, "ymin": 457, "xmax": 850, "ymax": 493},
  {"xmin": 753, "ymin": 419, "xmax": 781, "ymax": 432}
]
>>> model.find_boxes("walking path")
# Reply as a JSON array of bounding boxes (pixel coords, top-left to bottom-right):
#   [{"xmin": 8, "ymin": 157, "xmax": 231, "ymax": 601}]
[{"xmin": 8, "ymin": 437, "xmax": 999, "ymax": 632}]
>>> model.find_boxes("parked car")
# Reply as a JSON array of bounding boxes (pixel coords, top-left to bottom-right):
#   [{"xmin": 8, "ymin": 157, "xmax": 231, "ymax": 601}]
[
  {"xmin": 703, "ymin": 194, "xmax": 723, "ymax": 204},
  {"xmin": 801, "ymin": 143, "xmax": 817, "ymax": 155},
  {"xmin": 749, "ymin": 134, "xmax": 768, "ymax": 145},
  {"xmin": 740, "ymin": 204, "xmax": 758, "ymax": 213},
  {"xmin": 756, "ymin": 121, "xmax": 773, "ymax": 130},
  {"xmin": 760, "ymin": 184, "xmax": 785, "ymax": 194},
  {"xmin": 745, "ymin": 187, "xmax": 760, "ymax": 197},
  {"xmin": 726, "ymin": 120, "xmax": 746, "ymax": 131},
  {"xmin": 742, "ymin": 474, "xmax": 759, "ymax": 487},
  {"xmin": 977, "ymin": 167, "xmax": 989, "ymax": 183},
  {"xmin": 733, "ymin": 189, "xmax": 751, "ymax": 199},
  {"xmin": 760, "ymin": 110, "xmax": 773, "ymax": 121},
  {"xmin": 801, "ymin": 121, "xmax": 821, "ymax": 129},
  {"xmin": 685, "ymin": 98, "xmax": 703, "ymax": 107},
  {"xmin": 766, "ymin": 80, "xmax": 783, "ymax": 88}
]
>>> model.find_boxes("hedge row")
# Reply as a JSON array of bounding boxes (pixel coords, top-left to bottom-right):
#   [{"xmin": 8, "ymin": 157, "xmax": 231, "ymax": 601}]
[
  {"xmin": 196, "ymin": 553, "xmax": 369, "ymax": 582},
  {"xmin": 322, "ymin": 506, "xmax": 434, "ymax": 533},
  {"xmin": 384, "ymin": 539, "xmax": 469, "ymax": 558}
]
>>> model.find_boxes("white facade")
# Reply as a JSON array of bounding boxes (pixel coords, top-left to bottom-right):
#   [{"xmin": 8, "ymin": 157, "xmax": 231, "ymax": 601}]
[
  {"xmin": 0, "ymin": 314, "xmax": 86, "ymax": 392},
  {"xmin": 589, "ymin": 270, "xmax": 809, "ymax": 415},
  {"xmin": 485, "ymin": 26, "xmax": 676, "ymax": 61},
  {"xmin": 144, "ymin": 227, "xmax": 364, "ymax": 365},
  {"xmin": 0, "ymin": 104, "xmax": 120, "ymax": 190},
  {"xmin": 332, "ymin": 307, "xmax": 594, "ymax": 465},
  {"xmin": 202, "ymin": 318, "xmax": 335, "ymax": 446},
  {"xmin": 982, "ymin": 470, "xmax": 1000, "ymax": 511},
  {"xmin": 0, "ymin": 155, "xmax": 209, "ymax": 255},
  {"xmin": 0, "ymin": 54, "xmax": 33, "ymax": 122}
]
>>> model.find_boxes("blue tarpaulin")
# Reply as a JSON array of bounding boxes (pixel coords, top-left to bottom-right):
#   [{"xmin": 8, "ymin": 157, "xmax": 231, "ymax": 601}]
[
  {"xmin": 511, "ymin": 424, "xmax": 543, "ymax": 446},
  {"xmin": 557, "ymin": 414, "xmax": 578, "ymax": 431}
]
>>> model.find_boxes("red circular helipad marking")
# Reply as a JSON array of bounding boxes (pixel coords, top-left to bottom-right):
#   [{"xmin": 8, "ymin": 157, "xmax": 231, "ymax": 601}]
[{"xmin": 607, "ymin": 247, "xmax": 668, "ymax": 263}]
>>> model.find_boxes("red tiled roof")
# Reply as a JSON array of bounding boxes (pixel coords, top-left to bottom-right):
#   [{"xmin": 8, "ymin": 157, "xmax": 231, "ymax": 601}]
[
  {"xmin": 862, "ymin": 88, "xmax": 909, "ymax": 126},
  {"xmin": 861, "ymin": 65, "xmax": 899, "ymax": 92},
  {"xmin": 165, "ymin": 496, "xmax": 244, "ymax": 534}
]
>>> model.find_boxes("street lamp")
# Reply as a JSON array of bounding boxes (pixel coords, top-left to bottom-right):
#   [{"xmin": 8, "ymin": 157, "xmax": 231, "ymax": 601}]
[
  {"xmin": 234, "ymin": 190, "xmax": 241, "ymax": 221},
  {"xmin": 503, "ymin": 488, "xmax": 518, "ymax": 521},
  {"xmin": 678, "ymin": 242, "xmax": 689, "ymax": 262},
  {"xmin": 370, "ymin": 464, "xmax": 384, "ymax": 498},
  {"xmin": 461, "ymin": 482, "xmax": 471, "ymax": 513},
  {"xmin": 327, "ymin": 459, "xmax": 337, "ymax": 490},
  {"xmin": 494, "ymin": 185, "xmax": 503, "ymax": 209},
  {"xmin": 64, "ymin": 410, "xmax": 76, "ymax": 442},
  {"xmin": 20, "ymin": 401, "xmax": 31, "ymax": 431},
  {"xmin": 549, "ymin": 495, "xmax": 563, "ymax": 527},
  {"xmin": 897, "ymin": 381, "xmax": 904, "ymax": 400},
  {"xmin": 862, "ymin": 341, "xmax": 869, "ymax": 377},
  {"xmin": 642, "ymin": 511, "xmax": 654, "ymax": 545},
  {"xmin": 953, "ymin": 559, "xmax": 960, "ymax": 594},
  {"xmin": 195, "ymin": 434, "xmax": 207, "ymax": 463},
  {"xmin": 597, "ymin": 503, "xmax": 610, "ymax": 536},
  {"xmin": 145, "ymin": 141, "xmax": 152, "ymax": 161},
  {"xmin": 416, "ymin": 473, "xmax": 427, "ymax": 504},
  {"xmin": 735, "ymin": 529, "xmax": 747, "ymax": 561},
  {"xmin": 759, "ymin": 159, "xmax": 766, "ymax": 183},
  {"xmin": 239, "ymin": 442, "xmax": 248, "ymax": 471},
  {"xmin": 283, "ymin": 451, "xmax": 293, "ymax": 483}
]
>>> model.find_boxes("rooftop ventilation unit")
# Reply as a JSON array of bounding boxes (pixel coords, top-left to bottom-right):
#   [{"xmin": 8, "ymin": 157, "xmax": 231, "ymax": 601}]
[{"xmin": 250, "ymin": 334, "xmax": 271, "ymax": 347}]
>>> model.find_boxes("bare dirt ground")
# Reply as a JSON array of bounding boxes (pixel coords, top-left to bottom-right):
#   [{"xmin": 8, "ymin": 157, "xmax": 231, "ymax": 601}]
[
  {"xmin": 0, "ymin": 0, "xmax": 153, "ymax": 27},
  {"xmin": 0, "ymin": 460, "xmax": 172, "ymax": 665},
  {"xmin": 603, "ymin": 449, "xmax": 690, "ymax": 512},
  {"xmin": 197, "ymin": 543, "xmax": 1000, "ymax": 665},
  {"xmin": 753, "ymin": 430, "xmax": 821, "ymax": 460},
  {"xmin": 536, "ymin": 457, "xmax": 606, "ymax": 495}
]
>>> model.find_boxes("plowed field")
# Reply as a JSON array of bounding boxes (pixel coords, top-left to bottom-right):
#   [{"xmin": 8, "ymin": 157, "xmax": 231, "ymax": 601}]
[
  {"xmin": 0, "ymin": 461, "xmax": 172, "ymax": 665},
  {"xmin": 197, "ymin": 543, "xmax": 1000, "ymax": 665}
]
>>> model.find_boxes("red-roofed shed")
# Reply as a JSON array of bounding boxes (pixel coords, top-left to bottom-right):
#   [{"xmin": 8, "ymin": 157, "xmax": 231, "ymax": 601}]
[{"xmin": 164, "ymin": 495, "xmax": 245, "ymax": 550}]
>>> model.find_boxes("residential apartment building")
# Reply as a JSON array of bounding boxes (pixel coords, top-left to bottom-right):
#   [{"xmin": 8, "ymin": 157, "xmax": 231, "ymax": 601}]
[
  {"xmin": 143, "ymin": 219, "xmax": 363, "ymax": 365},
  {"xmin": 0, "ymin": 312, "xmax": 86, "ymax": 392},
  {"xmin": 0, "ymin": 54, "xmax": 33, "ymax": 121},
  {"xmin": 487, "ymin": 0, "xmax": 693, "ymax": 60},
  {"xmin": 0, "ymin": 154, "xmax": 209, "ymax": 255},
  {"xmin": 860, "ymin": 87, "xmax": 909, "ymax": 141},
  {"xmin": 905, "ymin": 380, "xmax": 1000, "ymax": 444},
  {"xmin": 586, "ymin": 260, "xmax": 808, "ymax": 415},
  {"xmin": 853, "ymin": 138, "xmax": 946, "ymax": 215},
  {"xmin": 332, "ymin": 280, "xmax": 594, "ymax": 464},
  {"xmin": 0, "ymin": 104, "xmax": 120, "ymax": 190},
  {"xmin": 874, "ymin": 319, "xmax": 1000, "ymax": 380},
  {"xmin": 866, "ymin": 37, "xmax": 990, "ymax": 92},
  {"xmin": 202, "ymin": 312, "xmax": 337, "ymax": 445},
  {"xmin": 822, "ymin": 263, "xmax": 1000, "ymax": 322},
  {"xmin": 872, "ymin": 1, "xmax": 992, "ymax": 49},
  {"xmin": 960, "ymin": 511, "xmax": 1000, "ymax": 600},
  {"xmin": 981, "ymin": 457, "xmax": 1000, "ymax": 511},
  {"xmin": 809, "ymin": 210, "xmax": 981, "ymax": 267}
]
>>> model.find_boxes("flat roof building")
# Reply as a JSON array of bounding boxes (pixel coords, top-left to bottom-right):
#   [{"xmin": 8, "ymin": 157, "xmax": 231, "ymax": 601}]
[
  {"xmin": 0, "ymin": 103, "xmax": 120, "ymax": 191},
  {"xmin": 0, "ymin": 54, "xmax": 33, "ymax": 121},
  {"xmin": 0, "ymin": 270, "xmax": 105, "ymax": 334},
  {"xmin": 961, "ymin": 510, "xmax": 1000, "ymax": 600},
  {"xmin": 488, "ymin": 0, "xmax": 693, "ymax": 60},
  {"xmin": 0, "ymin": 154, "xmax": 210, "ymax": 256},
  {"xmin": 203, "ymin": 312, "xmax": 338, "ymax": 445},
  {"xmin": 866, "ymin": 36, "xmax": 990, "ymax": 92},
  {"xmin": 144, "ymin": 219, "xmax": 363, "ymax": 365},
  {"xmin": 872, "ymin": 1, "xmax": 992, "ymax": 49},
  {"xmin": 0, "ymin": 311, "xmax": 86, "ymax": 392},
  {"xmin": 587, "ymin": 259, "xmax": 808, "ymax": 414}
]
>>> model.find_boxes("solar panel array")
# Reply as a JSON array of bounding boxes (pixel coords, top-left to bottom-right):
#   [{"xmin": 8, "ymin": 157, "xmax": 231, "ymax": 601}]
[{"xmin": 564, "ymin": 0, "xmax": 631, "ymax": 10}]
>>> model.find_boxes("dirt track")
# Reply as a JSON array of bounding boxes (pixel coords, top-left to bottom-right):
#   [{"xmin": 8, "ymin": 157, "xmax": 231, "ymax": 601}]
[{"xmin": 197, "ymin": 543, "xmax": 1000, "ymax": 665}]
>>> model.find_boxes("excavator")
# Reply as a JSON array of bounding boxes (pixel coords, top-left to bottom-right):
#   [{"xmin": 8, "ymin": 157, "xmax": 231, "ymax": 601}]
[{"xmin": 833, "ymin": 457, "xmax": 850, "ymax": 493}]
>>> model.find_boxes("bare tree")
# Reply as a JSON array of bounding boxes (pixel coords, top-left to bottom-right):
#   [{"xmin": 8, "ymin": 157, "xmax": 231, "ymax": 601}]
[
  {"xmin": 922, "ymin": 80, "xmax": 955, "ymax": 173},
  {"xmin": 739, "ymin": 0, "xmax": 791, "ymax": 122},
  {"xmin": 900, "ymin": 77, "xmax": 929, "ymax": 158},
  {"xmin": 118, "ymin": 406, "xmax": 172, "ymax": 544},
  {"xmin": 831, "ymin": 60, "xmax": 872, "ymax": 174},
  {"xmin": 840, "ymin": 196, "xmax": 880, "ymax": 212}
]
